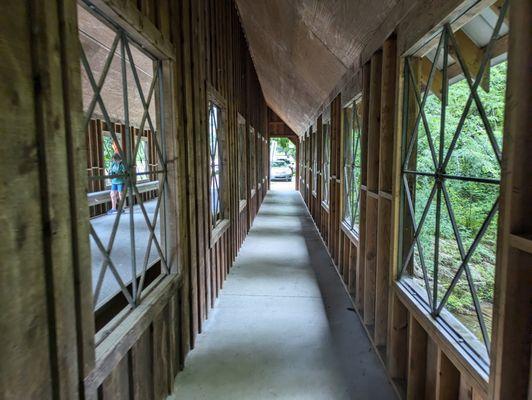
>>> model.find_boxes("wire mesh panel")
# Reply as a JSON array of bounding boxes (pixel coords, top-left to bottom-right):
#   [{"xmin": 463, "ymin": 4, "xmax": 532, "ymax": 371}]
[
  {"xmin": 208, "ymin": 100, "xmax": 223, "ymax": 227},
  {"xmin": 343, "ymin": 101, "xmax": 362, "ymax": 231},
  {"xmin": 398, "ymin": 0, "xmax": 509, "ymax": 367},
  {"xmin": 322, "ymin": 123, "xmax": 331, "ymax": 206},
  {"xmin": 78, "ymin": 2, "xmax": 169, "ymax": 317}
]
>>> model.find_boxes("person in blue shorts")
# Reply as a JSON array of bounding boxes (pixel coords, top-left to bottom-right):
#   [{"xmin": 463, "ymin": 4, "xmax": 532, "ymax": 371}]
[{"xmin": 107, "ymin": 153, "xmax": 127, "ymax": 214}]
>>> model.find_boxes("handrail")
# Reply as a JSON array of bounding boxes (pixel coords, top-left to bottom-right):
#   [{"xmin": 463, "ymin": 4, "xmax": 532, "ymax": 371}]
[{"xmin": 87, "ymin": 180, "xmax": 159, "ymax": 206}]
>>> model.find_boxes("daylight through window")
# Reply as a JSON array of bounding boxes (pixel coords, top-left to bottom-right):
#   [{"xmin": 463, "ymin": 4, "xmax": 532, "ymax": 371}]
[
  {"xmin": 79, "ymin": 2, "xmax": 169, "ymax": 328},
  {"xmin": 209, "ymin": 100, "xmax": 224, "ymax": 227},
  {"xmin": 343, "ymin": 100, "xmax": 362, "ymax": 231},
  {"xmin": 322, "ymin": 123, "xmax": 331, "ymax": 206},
  {"xmin": 398, "ymin": 0, "xmax": 509, "ymax": 366}
]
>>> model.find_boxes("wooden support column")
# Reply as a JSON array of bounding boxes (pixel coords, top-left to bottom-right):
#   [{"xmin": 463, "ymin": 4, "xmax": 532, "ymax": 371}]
[
  {"xmin": 401, "ymin": 57, "xmax": 420, "ymax": 276},
  {"xmin": 364, "ymin": 50, "xmax": 382, "ymax": 327},
  {"xmin": 316, "ymin": 117, "xmax": 323, "ymax": 226},
  {"xmin": 375, "ymin": 36, "xmax": 397, "ymax": 347},
  {"xmin": 330, "ymin": 95, "xmax": 342, "ymax": 265},
  {"xmin": 489, "ymin": 0, "xmax": 532, "ymax": 398},
  {"xmin": 357, "ymin": 62, "xmax": 371, "ymax": 312}
]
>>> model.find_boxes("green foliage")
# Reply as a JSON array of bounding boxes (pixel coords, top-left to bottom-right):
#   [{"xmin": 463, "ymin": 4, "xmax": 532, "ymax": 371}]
[
  {"xmin": 273, "ymin": 137, "xmax": 296, "ymax": 157},
  {"xmin": 410, "ymin": 61, "xmax": 507, "ymax": 340}
]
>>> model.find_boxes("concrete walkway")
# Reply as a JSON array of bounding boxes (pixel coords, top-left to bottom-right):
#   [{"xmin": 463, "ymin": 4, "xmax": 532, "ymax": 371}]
[{"xmin": 171, "ymin": 188, "xmax": 396, "ymax": 400}]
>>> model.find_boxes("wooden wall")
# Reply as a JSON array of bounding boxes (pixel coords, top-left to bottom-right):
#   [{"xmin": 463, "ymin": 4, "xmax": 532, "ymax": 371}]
[
  {"xmin": 298, "ymin": 1, "xmax": 530, "ymax": 399},
  {"xmin": 0, "ymin": 0, "xmax": 267, "ymax": 399}
]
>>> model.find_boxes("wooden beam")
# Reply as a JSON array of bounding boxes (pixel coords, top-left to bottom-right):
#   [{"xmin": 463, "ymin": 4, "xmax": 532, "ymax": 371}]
[
  {"xmin": 447, "ymin": 34, "xmax": 508, "ymax": 82},
  {"xmin": 399, "ymin": 0, "xmax": 498, "ymax": 57},
  {"xmin": 357, "ymin": 62, "xmax": 371, "ymax": 311},
  {"xmin": 489, "ymin": 0, "xmax": 532, "ymax": 398},
  {"xmin": 451, "ymin": 30, "xmax": 491, "ymax": 92},
  {"xmin": 420, "ymin": 57, "xmax": 443, "ymax": 100},
  {"xmin": 490, "ymin": 0, "xmax": 510, "ymax": 28},
  {"xmin": 375, "ymin": 36, "xmax": 397, "ymax": 347},
  {"xmin": 363, "ymin": 49, "xmax": 382, "ymax": 326}
]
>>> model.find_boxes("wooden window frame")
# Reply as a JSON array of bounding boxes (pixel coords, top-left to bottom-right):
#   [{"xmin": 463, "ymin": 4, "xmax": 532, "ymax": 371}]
[
  {"xmin": 342, "ymin": 96, "xmax": 363, "ymax": 235},
  {"xmin": 393, "ymin": 0, "xmax": 510, "ymax": 382},
  {"xmin": 312, "ymin": 126, "xmax": 318, "ymax": 197},
  {"xmin": 75, "ymin": 0, "xmax": 181, "ymax": 394},
  {"xmin": 207, "ymin": 85, "xmax": 230, "ymax": 247},
  {"xmin": 237, "ymin": 113, "xmax": 247, "ymax": 204},
  {"xmin": 321, "ymin": 122, "xmax": 331, "ymax": 208},
  {"xmin": 249, "ymin": 125, "xmax": 256, "ymax": 194}
]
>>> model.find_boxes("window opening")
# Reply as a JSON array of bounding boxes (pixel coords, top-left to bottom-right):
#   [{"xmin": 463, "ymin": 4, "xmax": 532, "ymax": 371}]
[
  {"xmin": 343, "ymin": 100, "xmax": 363, "ymax": 231},
  {"xmin": 312, "ymin": 130, "xmax": 318, "ymax": 195},
  {"xmin": 78, "ymin": 2, "xmax": 169, "ymax": 328},
  {"xmin": 208, "ymin": 100, "xmax": 224, "ymax": 227},
  {"xmin": 322, "ymin": 123, "xmax": 331, "ymax": 206},
  {"xmin": 398, "ymin": 0, "xmax": 509, "ymax": 367},
  {"xmin": 249, "ymin": 126, "xmax": 256, "ymax": 191},
  {"xmin": 238, "ymin": 116, "xmax": 246, "ymax": 201}
]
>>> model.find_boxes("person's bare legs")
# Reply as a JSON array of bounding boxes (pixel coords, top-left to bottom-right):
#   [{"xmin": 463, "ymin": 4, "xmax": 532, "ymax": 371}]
[
  {"xmin": 117, "ymin": 190, "xmax": 123, "ymax": 211},
  {"xmin": 110, "ymin": 190, "xmax": 118, "ymax": 211}
]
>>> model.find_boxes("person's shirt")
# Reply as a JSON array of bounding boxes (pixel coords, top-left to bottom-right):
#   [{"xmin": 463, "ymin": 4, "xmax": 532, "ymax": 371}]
[{"xmin": 110, "ymin": 161, "xmax": 126, "ymax": 184}]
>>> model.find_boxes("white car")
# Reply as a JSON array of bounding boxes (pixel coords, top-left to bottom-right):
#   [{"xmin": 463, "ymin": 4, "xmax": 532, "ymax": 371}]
[
  {"xmin": 271, "ymin": 160, "xmax": 293, "ymax": 181},
  {"xmin": 275, "ymin": 157, "xmax": 295, "ymax": 170}
]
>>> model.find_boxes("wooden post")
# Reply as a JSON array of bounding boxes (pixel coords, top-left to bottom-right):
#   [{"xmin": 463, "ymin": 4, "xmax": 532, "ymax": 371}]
[
  {"xmin": 402, "ymin": 57, "xmax": 420, "ymax": 276},
  {"xmin": 364, "ymin": 50, "xmax": 383, "ymax": 327},
  {"xmin": 357, "ymin": 61, "xmax": 371, "ymax": 312},
  {"xmin": 388, "ymin": 293, "xmax": 408, "ymax": 390},
  {"xmin": 489, "ymin": 0, "xmax": 532, "ymax": 398},
  {"xmin": 375, "ymin": 36, "xmax": 397, "ymax": 347},
  {"xmin": 406, "ymin": 314, "xmax": 427, "ymax": 399}
]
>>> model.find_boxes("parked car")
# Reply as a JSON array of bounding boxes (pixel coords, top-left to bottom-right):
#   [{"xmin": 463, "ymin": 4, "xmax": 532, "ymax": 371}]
[
  {"xmin": 274, "ymin": 156, "xmax": 295, "ymax": 171},
  {"xmin": 271, "ymin": 160, "xmax": 293, "ymax": 181}
]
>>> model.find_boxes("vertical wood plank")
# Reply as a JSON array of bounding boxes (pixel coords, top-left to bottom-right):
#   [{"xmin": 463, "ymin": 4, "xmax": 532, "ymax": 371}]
[
  {"xmin": 375, "ymin": 35, "xmax": 397, "ymax": 348},
  {"xmin": 425, "ymin": 336, "xmax": 439, "ymax": 400},
  {"xmin": 439, "ymin": 352, "xmax": 461, "ymax": 400},
  {"xmin": 388, "ymin": 293, "xmax": 408, "ymax": 386},
  {"xmin": 489, "ymin": 1, "xmax": 532, "ymax": 399},
  {"xmin": 153, "ymin": 307, "xmax": 170, "ymax": 399},
  {"xmin": 0, "ymin": 3, "xmax": 54, "ymax": 399},
  {"xmin": 364, "ymin": 50, "xmax": 383, "ymax": 327},
  {"xmin": 357, "ymin": 62, "xmax": 371, "ymax": 312},
  {"xmin": 101, "ymin": 356, "xmax": 130, "ymax": 400},
  {"xmin": 131, "ymin": 329, "xmax": 154, "ymax": 400},
  {"xmin": 349, "ymin": 242, "xmax": 357, "ymax": 296},
  {"xmin": 406, "ymin": 314, "xmax": 427, "ymax": 400}
]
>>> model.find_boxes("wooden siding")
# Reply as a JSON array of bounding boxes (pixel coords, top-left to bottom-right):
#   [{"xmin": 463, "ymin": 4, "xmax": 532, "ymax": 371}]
[
  {"xmin": 298, "ymin": 2, "xmax": 529, "ymax": 396},
  {"xmin": 1, "ymin": 0, "xmax": 267, "ymax": 399}
]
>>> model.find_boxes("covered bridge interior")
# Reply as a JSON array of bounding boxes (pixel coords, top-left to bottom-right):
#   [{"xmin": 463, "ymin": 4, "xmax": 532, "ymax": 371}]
[{"xmin": 1, "ymin": 0, "xmax": 530, "ymax": 399}]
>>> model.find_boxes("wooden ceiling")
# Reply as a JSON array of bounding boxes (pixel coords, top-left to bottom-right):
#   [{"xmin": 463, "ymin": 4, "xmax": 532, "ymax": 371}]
[{"xmin": 234, "ymin": 0, "xmax": 404, "ymax": 134}]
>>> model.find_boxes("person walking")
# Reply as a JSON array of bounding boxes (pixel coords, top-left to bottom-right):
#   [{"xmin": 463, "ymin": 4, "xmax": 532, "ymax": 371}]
[{"xmin": 107, "ymin": 153, "xmax": 127, "ymax": 214}]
